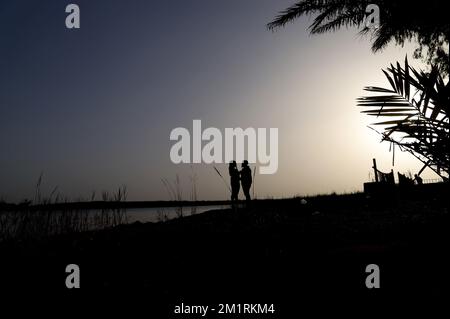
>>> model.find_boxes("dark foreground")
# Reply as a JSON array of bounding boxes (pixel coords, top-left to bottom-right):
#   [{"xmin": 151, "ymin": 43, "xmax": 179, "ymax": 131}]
[{"xmin": 1, "ymin": 192, "xmax": 449, "ymax": 314}]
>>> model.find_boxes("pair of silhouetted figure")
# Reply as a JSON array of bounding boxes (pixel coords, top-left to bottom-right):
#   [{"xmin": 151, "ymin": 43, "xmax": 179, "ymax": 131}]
[{"xmin": 228, "ymin": 160, "xmax": 252, "ymax": 204}]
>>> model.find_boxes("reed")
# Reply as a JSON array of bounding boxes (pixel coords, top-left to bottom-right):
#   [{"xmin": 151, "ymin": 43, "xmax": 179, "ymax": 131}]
[{"xmin": 0, "ymin": 175, "xmax": 129, "ymax": 242}]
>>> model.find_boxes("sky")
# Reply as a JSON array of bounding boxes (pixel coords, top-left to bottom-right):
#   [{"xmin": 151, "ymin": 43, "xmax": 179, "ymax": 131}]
[{"xmin": 0, "ymin": 0, "xmax": 439, "ymax": 202}]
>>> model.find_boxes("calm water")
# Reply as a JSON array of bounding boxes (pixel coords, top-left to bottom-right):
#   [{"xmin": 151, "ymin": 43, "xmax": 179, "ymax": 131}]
[{"xmin": 124, "ymin": 205, "xmax": 229, "ymax": 224}]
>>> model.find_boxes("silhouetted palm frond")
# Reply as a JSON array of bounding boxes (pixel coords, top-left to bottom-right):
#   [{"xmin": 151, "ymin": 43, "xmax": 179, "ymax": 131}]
[
  {"xmin": 358, "ymin": 56, "xmax": 449, "ymax": 178},
  {"xmin": 268, "ymin": 0, "xmax": 449, "ymax": 73}
]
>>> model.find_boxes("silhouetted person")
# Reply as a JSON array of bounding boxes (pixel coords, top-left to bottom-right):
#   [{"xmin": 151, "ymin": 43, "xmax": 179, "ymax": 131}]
[
  {"xmin": 240, "ymin": 160, "xmax": 252, "ymax": 203},
  {"xmin": 229, "ymin": 161, "xmax": 240, "ymax": 203},
  {"xmin": 414, "ymin": 174, "xmax": 423, "ymax": 185}
]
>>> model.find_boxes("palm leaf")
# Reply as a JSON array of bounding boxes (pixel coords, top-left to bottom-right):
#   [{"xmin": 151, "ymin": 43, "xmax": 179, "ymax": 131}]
[{"xmin": 359, "ymin": 56, "xmax": 449, "ymax": 179}]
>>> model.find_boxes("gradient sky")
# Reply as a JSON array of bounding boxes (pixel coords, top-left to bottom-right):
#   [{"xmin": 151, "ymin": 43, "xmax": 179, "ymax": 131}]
[{"xmin": 0, "ymin": 0, "xmax": 438, "ymax": 202}]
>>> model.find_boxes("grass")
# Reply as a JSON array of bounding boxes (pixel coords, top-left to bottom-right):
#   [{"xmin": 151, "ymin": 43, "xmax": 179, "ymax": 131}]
[
  {"xmin": 2, "ymin": 170, "xmax": 447, "ymax": 247},
  {"xmin": 0, "ymin": 176, "xmax": 130, "ymax": 242},
  {"xmin": 161, "ymin": 169, "xmax": 199, "ymax": 218},
  {"xmin": 1, "ymin": 188, "xmax": 447, "ymax": 294}
]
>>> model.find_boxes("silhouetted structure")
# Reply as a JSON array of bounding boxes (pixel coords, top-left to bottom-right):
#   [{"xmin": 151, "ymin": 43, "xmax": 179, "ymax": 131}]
[
  {"xmin": 414, "ymin": 174, "xmax": 423, "ymax": 185},
  {"xmin": 365, "ymin": 158, "xmax": 398, "ymax": 196},
  {"xmin": 364, "ymin": 158, "xmax": 448, "ymax": 199},
  {"xmin": 376, "ymin": 169, "xmax": 395, "ymax": 184},
  {"xmin": 229, "ymin": 161, "xmax": 240, "ymax": 203},
  {"xmin": 398, "ymin": 173, "xmax": 414, "ymax": 186},
  {"xmin": 240, "ymin": 160, "xmax": 252, "ymax": 203}
]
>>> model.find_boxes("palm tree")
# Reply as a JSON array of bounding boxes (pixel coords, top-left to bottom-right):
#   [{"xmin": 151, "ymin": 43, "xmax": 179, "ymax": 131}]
[
  {"xmin": 358, "ymin": 57, "xmax": 449, "ymax": 179},
  {"xmin": 268, "ymin": 0, "xmax": 449, "ymax": 74}
]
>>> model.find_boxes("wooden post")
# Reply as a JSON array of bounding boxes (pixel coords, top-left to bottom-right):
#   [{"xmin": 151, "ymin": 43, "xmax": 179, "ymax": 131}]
[{"xmin": 373, "ymin": 158, "xmax": 379, "ymax": 183}]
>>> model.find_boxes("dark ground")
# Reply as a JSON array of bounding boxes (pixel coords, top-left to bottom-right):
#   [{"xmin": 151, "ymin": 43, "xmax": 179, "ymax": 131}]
[{"xmin": 0, "ymin": 192, "xmax": 449, "ymax": 315}]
